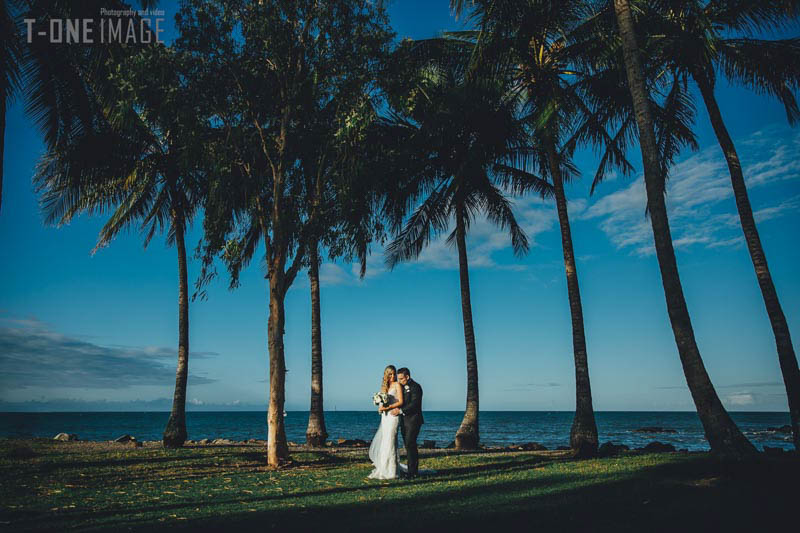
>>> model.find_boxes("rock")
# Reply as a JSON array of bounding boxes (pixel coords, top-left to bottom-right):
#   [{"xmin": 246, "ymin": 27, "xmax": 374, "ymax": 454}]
[
  {"xmin": 325, "ymin": 441, "xmax": 334, "ymax": 447},
  {"xmin": 641, "ymin": 441, "xmax": 676, "ymax": 453},
  {"xmin": 421, "ymin": 440, "xmax": 436, "ymax": 449},
  {"xmin": 513, "ymin": 442, "xmax": 548, "ymax": 451},
  {"xmin": 5, "ymin": 443, "xmax": 37, "ymax": 459},
  {"xmin": 336, "ymin": 439, "xmax": 368, "ymax": 447},
  {"xmin": 598, "ymin": 442, "xmax": 629, "ymax": 457},
  {"xmin": 199, "ymin": 438, "xmax": 212, "ymax": 445},
  {"xmin": 633, "ymin": 427, "xmax": 677, "ymax": 434},
  {"xmin": 114, "ymin": 434, "xmax": 136, "ymax": 443},
  {"xmin": 53, "ymin": 433, "xmax": 78, "ymax": 441},
  {"xmin": 763, "ymin": 446, "xmax": 785, "ymax": 456},
  {"xmin": 766, "ymin": 425, "xmax": 792, "ymax": 434},
  {"xmin": 211, "ymin": 438, "xmax": 235, "ymax": 445},
  {"xmin": 287, "ymin": 441, "xmax": 298, "ymax": 447}
]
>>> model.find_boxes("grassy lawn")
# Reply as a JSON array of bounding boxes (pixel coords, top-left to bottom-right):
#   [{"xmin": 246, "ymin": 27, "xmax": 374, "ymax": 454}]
[{"xmin": 0, "ymin": 439, "xmax": 797, "ymax": 532}]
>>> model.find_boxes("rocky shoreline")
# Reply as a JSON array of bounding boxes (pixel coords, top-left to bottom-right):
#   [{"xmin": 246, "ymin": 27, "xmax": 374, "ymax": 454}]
[{"xmin": 39, "ymin": 433, "xmax": 796, "ymax": 457}]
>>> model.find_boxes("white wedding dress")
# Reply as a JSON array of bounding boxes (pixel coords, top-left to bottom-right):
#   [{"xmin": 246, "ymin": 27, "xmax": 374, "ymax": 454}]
[{"xmin": 367, "ymin": 388, "xmax": 408, "ymax": 480}]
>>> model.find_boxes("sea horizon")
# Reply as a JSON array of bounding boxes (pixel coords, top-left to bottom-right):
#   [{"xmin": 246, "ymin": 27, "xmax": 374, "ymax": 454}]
[
  {"xmin": 2, "ymin": 410, "xmax": 793, "ymax": 451},
  {"xmin": 0, "ymin": 409, "xmax": 791, "ymax": 413}
]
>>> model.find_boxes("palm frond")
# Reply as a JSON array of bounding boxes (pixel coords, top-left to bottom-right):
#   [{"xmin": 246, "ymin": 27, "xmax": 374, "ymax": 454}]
[
  {"xmin": 384, "ymin": 182, "xmax": 452, "ymax": 269},
  {"xmin": 717, "ymin": 37, "xmax": 800, "ymax": 124},
  {"xmin": 480, "ymin": 180, "xmax": 529, "ymax": 257},
  {"xmin": 1, "ymin": 0, "xmax": 23, "ymax": 101},
  {"xmin": 707, "ymin": 0, "xmax": 800, "ymax": 33},
  {"xmin": 492, "ymin": 163, "xmax": 554, "ymax": 198}
]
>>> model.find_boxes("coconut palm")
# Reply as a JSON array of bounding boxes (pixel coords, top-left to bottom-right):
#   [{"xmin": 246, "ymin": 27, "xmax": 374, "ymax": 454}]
[
  {"xmin": 0, "ymin": 0, "xmax": 23, "ymax": 215},
  {"xmin": 382, "ymin": 39, "xmax": 554, "ymax": 449},
  {"xmin": 636, "ymin": 0, "xmax": 800, "ymax": 450},
  {"xmin": 35, "ymin": 44, "xmax": 205, "ymax": 448},
  {"xmin": 453, "ymin": 0, "xmax": 606, "ymax": 456},
  {"xmin": 451, "ymin": 0, "xmax": 702, "ymax": 456},
  {"xmin": 299, "ymin": 93, "xmax": 384, "ymax": 447},
  {"xmin": 611, "ymin": 0, "xmax": 757, "ymax": 458},
  {"xmin": 1, "ymin": 0, "xmax": 157, "ymax": 215}
]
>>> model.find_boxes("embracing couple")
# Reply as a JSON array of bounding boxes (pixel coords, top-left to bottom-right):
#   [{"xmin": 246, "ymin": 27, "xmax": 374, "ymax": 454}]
[{"xmin": 367, "ymin": 365, "xmax": 423, "ymax": 480}]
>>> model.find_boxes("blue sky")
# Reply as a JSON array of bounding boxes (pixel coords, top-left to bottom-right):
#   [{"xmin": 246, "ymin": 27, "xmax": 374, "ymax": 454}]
[{"xmin": 1, "ymin": 0, "xmax": 799, "ymax": 412}]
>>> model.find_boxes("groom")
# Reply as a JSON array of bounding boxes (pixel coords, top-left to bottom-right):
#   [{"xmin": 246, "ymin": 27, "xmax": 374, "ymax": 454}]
[{"xmin": 395, "ymin": 367, "xmax": 423, "ymax": 478}]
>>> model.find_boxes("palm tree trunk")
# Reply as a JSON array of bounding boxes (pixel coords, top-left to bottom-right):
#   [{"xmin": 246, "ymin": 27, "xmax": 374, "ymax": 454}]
[
  {"xmin": 613, "ymin": 0, "xmax": 755, "ymax": 458},
  {"xmin": 694, "ymin": 71, "xmax": 800, "ymax": 450},
  {"xmin": 163, "ymin": 217, "xmax": 189, "ymax": 448},
  {"xmin": 454, "ymin": 213, "xmax": 480, "ymax": 450},
  {"xmin": 1, "ymin": 92, "xmax": 5, "ymax": 214},
  {"xmin": 306, "ymin": 240, "xmax": 328, "ymax": 447},
  {"xmin": 267, "ymin": 266, "xmax": 290, "ymax": 466},
  {"xmin": 543, "ymin": 136, "xmax": 598, "ymax": 458}
]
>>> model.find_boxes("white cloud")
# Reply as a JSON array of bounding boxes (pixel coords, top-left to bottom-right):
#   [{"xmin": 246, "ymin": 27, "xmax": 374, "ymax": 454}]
[
  {"xmin": 725, "ymin": 393, "xmax": 755, "ymax": 406},
  {"xmin": 402, "ymin": 195, "xmax": 558, "ymax": 271},
  {"xmin": 0, "ymin": 316, "xmax": 219, "ymax": 390},
  {"xmin": 318, "ymin": 263, "xmax": 352, "ymax": 287},
  {"xmin": 582, "ymin": 126, "xmax": 800, "ymax": 255}
]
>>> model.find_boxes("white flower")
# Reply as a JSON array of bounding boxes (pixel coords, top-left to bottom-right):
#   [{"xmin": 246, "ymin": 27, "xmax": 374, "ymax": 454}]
[{"xmin": 372, "ymin": 391, "xmax": 388, "ymax": 406}]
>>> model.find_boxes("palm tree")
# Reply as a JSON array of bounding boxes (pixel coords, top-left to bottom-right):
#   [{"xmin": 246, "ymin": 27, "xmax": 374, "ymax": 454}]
[
  {"xmin": 452, "ymin": 0, "xmax": 698, "ymax": 456},
  {"xmin": 382, "ymin": 39, "xmax": 553, "ymax": 449},
  {"xmin": 456, "ymin": 0, "xmax": 605, "ymax": 456},
  {"xmin": 611, "ymin": 0, "xmax": 756, "ymax": 458},
  {"xmin": 0, "ymin": 0, "xmax": 23, "ymax": 215},
  {"xmin": 639, "ymin": 0, "xmax": 800, "ymax": 450},
  {"xmin": 299, "ymin": 95, "xmax": 383, "ymax": 448},
  {"xmin": 35, "ymin": 44, "xmax": 205, "ymax": 449},
  {"xmin": 1, "ymin": 0, "xmax": 157, "ymax": 215}
]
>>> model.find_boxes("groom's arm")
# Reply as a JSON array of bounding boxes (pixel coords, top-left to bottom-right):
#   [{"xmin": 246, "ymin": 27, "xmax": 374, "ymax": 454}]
[{"xmin": 403, "ymin": 384, "xmax": 422, "ymax": 414}]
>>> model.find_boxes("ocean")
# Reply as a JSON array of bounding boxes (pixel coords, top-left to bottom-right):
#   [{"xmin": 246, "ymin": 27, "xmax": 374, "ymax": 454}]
[{"xmin": 0, "ymin": 411, "xmax": 793, "ymax": 451}]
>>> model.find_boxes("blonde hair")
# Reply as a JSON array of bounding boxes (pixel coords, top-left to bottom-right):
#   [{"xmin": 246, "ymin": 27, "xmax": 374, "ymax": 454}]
[{"xmin": 380, "ymin": 365, "xmax": 397, "ymax": 394}]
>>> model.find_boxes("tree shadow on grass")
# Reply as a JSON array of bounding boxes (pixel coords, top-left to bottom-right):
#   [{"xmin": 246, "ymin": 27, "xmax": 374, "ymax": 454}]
[
  {"xmin": 120, "ymin": 455, "xmax": 800, "ymax": 532},
  {"xmin": 7, "ymin": 455, "xmax": 799, "ymax": 532},
  {"xmin": 14, "ymin": 468, "xmax": 593, "ymax": 531},
  {"xmin": 4, "ymin": 454, "xmax": 560, "ymax": 529},
  {"xmin": 231, "ymin": 450, "xmax": 364, "ymax": 469}
]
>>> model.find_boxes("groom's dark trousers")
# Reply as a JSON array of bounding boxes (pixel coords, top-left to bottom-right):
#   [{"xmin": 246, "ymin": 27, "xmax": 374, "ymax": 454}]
[{"xmin": 400, "ymin": 379, "xmax": 424, "ymax": 477}]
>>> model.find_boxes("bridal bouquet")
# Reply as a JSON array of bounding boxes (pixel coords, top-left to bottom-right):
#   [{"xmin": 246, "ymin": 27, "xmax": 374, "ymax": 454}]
[{"xmin": 372, "ymin": 391, "xmax": 388, "ymax": 407}]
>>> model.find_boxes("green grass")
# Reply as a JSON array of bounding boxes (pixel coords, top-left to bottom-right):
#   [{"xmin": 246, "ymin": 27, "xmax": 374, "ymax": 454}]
[{"xmin": 0, "ymin": 439, "xmax": 797, "ymax": 532}]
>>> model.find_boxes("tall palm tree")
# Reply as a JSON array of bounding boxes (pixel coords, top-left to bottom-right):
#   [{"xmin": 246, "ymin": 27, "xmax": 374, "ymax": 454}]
[
  {"xmin": 382, "ymin": 40, "xmax": 553, "ymax": 449},
  {"xmin": 456, "ymin": 0, "xmax": 606, "ymax": 456},
  {"xmin": 0, "ymin": 0, "xmax": 23, "ymax": 215},
  {"xmin": 299, "ymin": 96, "xmax": 383, "ymax": 448},
  {"xmin": 1, "ymin": 0, "xmax": 157, "ymax": 215},
  {"xmin": 35, "ymin": 45, "xmax": 205, "ymax": 449},
  {"xmin": 452, "ymin": 0, "xmax": 699, "ymax": 456},
  {"xmin": 611, "ymin": 0, "xmax": 756, "ymax": 458},
  {"xmin": 640, "ymin": 0, "xmax": 800, "ymax": 450}
]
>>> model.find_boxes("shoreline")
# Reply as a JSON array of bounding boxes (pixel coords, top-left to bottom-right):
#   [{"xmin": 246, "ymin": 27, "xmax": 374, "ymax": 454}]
[{"xmin": 3, "ymin": 436, "xmax": 794, "ymax": 458}]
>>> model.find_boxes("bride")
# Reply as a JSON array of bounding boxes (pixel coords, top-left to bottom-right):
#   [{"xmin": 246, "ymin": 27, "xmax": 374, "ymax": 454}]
[{"xmin": 367, "ymin": 365, "xmax": 408, "ymax": 479}]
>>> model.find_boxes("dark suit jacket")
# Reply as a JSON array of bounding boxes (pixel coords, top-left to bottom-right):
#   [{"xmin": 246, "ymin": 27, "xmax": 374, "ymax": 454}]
[{"xmin": 401, "ymin": 379, "xmax": 424, "ymax": 425}]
